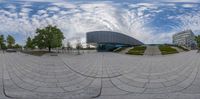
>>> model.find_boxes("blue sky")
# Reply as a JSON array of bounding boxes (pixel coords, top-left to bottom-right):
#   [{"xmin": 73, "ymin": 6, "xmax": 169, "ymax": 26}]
[{"xmin": 0, "ymin": 0, "xmax": 200, "ymax": 45}]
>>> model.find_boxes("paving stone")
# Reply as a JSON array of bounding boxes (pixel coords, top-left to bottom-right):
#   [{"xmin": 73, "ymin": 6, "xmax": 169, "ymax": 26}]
[
  {"xmin": 0, "ymin": 51, "xmax": 200, "ymax": 99},
  {"xmin": 35, "ymin": 87, "xmax": 65, "ymax": 93}
]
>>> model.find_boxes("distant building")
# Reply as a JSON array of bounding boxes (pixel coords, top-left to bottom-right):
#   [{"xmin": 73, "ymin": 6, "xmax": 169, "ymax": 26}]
[
  {"xmin": 86, "ymin": 31, "xmax": 143, "ymax": 52},
  {"xmin": 173, "ymin": 30, "xmax": 196, "ymax": 49}
]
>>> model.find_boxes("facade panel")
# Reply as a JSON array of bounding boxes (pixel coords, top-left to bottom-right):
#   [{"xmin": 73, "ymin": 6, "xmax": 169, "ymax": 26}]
[
  {"xmin": 87, "ymin": 31, "xmax": 143, "ymax": 45},
  {"xmin": 172, "ymin": 30, "xmax": 196, "ymax": 49},
  {"xmin": 86, "ymin": 31, "xmax": 143, "ymax": 51}
]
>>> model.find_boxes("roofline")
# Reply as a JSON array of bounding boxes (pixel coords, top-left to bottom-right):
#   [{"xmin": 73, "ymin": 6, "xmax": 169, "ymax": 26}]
[{"xmin": 87, "ymin": 31, "xmax": 144, "ymax": 44}]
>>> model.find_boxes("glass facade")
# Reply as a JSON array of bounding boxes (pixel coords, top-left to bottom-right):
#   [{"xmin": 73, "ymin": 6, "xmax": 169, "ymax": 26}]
[
  {"xmin": 87, "ymin": 31, "xmax": 143, "ymax": 52},
  {"xmin": 97, "ymin": 43, "xmax": 130, "ymax": 52}
]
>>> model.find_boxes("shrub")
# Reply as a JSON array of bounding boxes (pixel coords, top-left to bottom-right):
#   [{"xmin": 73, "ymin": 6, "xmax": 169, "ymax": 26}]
[
  {"xmin": 126, "ymin": 46, "xmax": 146, "ymax": 55},
  {"xmin": 159, "ymin": 45, "xmax": 178, "ymax": 55}
]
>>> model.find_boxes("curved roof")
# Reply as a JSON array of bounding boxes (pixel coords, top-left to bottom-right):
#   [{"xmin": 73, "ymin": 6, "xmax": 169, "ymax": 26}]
[{"xmin": 86, "ymin": 31, "xmax": 143, "ymax": 45}]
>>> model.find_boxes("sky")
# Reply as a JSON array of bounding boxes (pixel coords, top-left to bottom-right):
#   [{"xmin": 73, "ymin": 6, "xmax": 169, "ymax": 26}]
[{"xmin": 0, "ymin": 0, "xmax": 200, "ymax": 45}]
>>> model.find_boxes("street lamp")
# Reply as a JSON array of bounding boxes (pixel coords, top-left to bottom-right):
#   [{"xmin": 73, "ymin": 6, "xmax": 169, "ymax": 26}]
[{"xmin": 2, "ymin": 40, "xmax": 6, "ymax": 53}]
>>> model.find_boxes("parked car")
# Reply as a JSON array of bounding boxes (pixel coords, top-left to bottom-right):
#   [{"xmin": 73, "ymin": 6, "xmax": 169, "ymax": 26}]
[{"xmin": 6, "ymin": 49, "xmax": 17, "ymax": 52}]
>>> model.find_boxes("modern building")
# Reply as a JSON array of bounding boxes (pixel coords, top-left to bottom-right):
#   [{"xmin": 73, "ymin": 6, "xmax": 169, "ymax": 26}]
[
  {"xmin": 86, "ymin": 31, "xmax": 143, "ymax": 51},
  {"xmin": 173, "ymin": 30, "xmax": 196, "ymax": 49}
]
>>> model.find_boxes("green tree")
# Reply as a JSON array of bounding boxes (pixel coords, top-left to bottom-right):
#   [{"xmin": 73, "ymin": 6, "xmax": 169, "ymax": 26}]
[
  {"xmin": 0, "ymin": 35, "xmax": 5, "ymax": 50},
  {"xmin": 76, "ymin": 39, "xmax": 82, "ymax": 55},
  {"xmin": 195, "ymin": 35, "xmax": 200, "ymax": 53},
  {"xmin": 33, "ymin": 25, "xmax": 65, "ymax": 52},
  {"xmin": 0, "ymin": 35, "xmax": 3, "ymax": 49},
  {"xmin": 25, "ymin": 37, "xmax": 34, "ymax": 49},
  {"xmin": 0, "ymin": 35, "xmax": 3, "ymax": 44},
  {"xmin": 14, "ymin": 44, "xmax": 22, "ymax": 49},
  {"xmin": 0, "ymin": 35, "xmax": 7, "ymax": 50},
  {"xmin": 7, "ymin": 35, "xmax": 15, "ymax": 48}
]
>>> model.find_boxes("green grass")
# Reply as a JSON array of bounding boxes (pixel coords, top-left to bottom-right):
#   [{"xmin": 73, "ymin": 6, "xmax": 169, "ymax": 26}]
[
  {"xmin": 159, "ymin": 45, "xmax": 178, "ymax": 55},
  {"xmin": 21, "ymin": 51, "xmax": 52, "ymax": 56},
  {"xmin": 126, "ymin": 46, "xmax": 146, "ymax": 55},
  {"xmin": 164, "ymin": 44, "xmax": 189, "ymax": 51}
]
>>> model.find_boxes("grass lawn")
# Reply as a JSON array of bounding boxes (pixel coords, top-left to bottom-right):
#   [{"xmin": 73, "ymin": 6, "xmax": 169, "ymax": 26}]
[
  {"xmin": 21, "ymin": 51, "xmax": 52, "ymax": 56},
  {"xmin": 159, "ymin": 45, "xmax": 178, "ymax": 55},
  {"xmin": 126, "ymin": 46, "xmax": 146, "ymax": 55}
]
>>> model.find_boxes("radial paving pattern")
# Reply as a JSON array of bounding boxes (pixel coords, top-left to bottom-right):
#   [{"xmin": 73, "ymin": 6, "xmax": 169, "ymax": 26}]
[{"xmin": 0, "ymin": 51, "xmax": 200, "ymax": 99}]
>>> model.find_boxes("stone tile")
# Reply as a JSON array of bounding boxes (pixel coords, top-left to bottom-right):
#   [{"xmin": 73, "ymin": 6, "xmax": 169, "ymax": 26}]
[{"xmin": 1, "ymin": 51, "xmax": 200, "ymax": 99}]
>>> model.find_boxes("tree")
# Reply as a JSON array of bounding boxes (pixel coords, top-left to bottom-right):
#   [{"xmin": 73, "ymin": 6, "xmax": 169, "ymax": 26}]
[
  {"xmin": 7, "ymin": 35, "xmax": 15, "ymax": 48},
  {"xmin": 14, "ymin": 44, "xmax": 22, "ymax": 49},
  {"xmin": 0, "ymin": 35, "xmax": 6, "ymax": 50},
  {"xmin": 76, "ymin": 39, "xmax": 82, "ymax": 55},
  {"xmin": 0, "ymin": 35, "xmax": 4, "ymax": 49},
  {"xmin": 195, "ymin": 35, "xmax": 200, "ymax": 53},
  {"xmin": 33, "ymin": 25, "xmax": 65, "ymax": 52},
  {"xmin": 1, "ymin": 43, "xmax": 6, "ymax": 50},
  {"xmin": 25, "ymin": 37, "xmax": 34, "ymax": 49},
  {"xmin": 0, "ymin": 35, "xmax": 3, "ymax": 44},
  {"xmin": 66, "ymin": 41, "xmax": 72, "ymax": 53}
]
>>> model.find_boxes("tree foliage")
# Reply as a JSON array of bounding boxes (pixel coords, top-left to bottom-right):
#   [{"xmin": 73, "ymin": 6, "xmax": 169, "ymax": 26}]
[
  {"xmin": 195, "ymin": 35, "xmax": 200, "ymax": 52},
  {"xmin": 0, "ymin": 35, "xmax": 4, "ymax": 46},
  {"xmin": 0, "ymin": 35, "xmax": 6, "ymax": 49},
  {"xmin": 7, "ymin": 35, "xmax": 15, "ymax": 48},
  {"xmin": 14, "ymin": 44, "xmax": 22, "ymax": 49},
  {"xmin": 33, "ymin": 25, "xmax": 65, "ymax": 52},
  {"xmin": 25, "ymin": 37, "xmax": 34, "ymax": 49},
  {"xmin": 76, "ymin": 39, "xmax": 82, "ymax": 55}
]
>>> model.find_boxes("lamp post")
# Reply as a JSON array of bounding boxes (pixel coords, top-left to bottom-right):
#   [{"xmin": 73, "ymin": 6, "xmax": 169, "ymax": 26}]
[{"xmin": 2, "ymin": 40, "xmax": 6, "ymax": 53}]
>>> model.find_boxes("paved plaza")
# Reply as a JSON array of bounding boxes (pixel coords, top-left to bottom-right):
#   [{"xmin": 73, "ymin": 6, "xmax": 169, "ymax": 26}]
[
  {"xmin": 0, "ymin": 51, "xmax": 200, "ymax": 99},
  {"xmin": 144, "ymin": 46, "xmax": 161, "ymax": 56}
]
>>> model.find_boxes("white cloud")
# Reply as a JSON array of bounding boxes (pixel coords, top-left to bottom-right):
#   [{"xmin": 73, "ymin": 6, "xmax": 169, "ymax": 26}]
[
  {"xmin": 16, "ymin": 0, "xmax": 64, "ymax": 2},
  {"xmin": 47, "ymin": 6, "xmax": 60, "ymax": 11},
  {"xmin": 0, "ymin": 1, "xmax": 158, "ymax": 44},
  {"xmin": 175, "ymin": 12, "xmax": 200, "ymax": 35},
  {"xmin": 37, "ymin": 10, "xmax": 47, "ymax": 15},
  {"xmin": 21, "ymin": 8, "xmax": 32, "ymax": 13},
  {"xmin": 182, "ymin": 4, "xmax": 197, "ymax": 8},
  {"xmin": 52, "ymin": 2, "xmax": 77, "ymax": 9},
  {"xmin": 160, "ymin": 0, "xmax": 200, "ymax": 3},
  {"xmin": 2, "ymin": 0, "xmax": 199, "ymax": 45},
  {"xmin": 137, "ymin": 3, "xmax": 155, "ymax": 7},
  {"xmin": 6, "ymin": 4, "xmax": 16, "ymax": 10}
]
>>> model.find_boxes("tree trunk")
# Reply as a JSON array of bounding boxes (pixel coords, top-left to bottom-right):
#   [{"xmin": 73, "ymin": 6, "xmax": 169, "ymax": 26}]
[{"xmin": 48, "ymin": 46, "xmax": 51, "ymax": 52}]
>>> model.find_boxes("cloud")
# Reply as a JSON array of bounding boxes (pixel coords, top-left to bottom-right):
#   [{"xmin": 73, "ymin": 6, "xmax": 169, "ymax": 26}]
[
  {"xmin": 37, "ymin": 10, "xmax": 46, "ymax": 15},
  {"xmin": 21, "ymin": 8, "xmax": 32, "ymax": 13},
  {"xmin": 47, "ymin": 6, "xmax": 60, "ymax": 11},
  {"xmin": 52, "ymin": 2, "xmax": 77, "ymax": 9},
  {"xmin": 174, "ymin": 12, "xmax": 200, "ymax": 34},
  {"xmin": 182, "ymin": 4, "xmax": 197, "ymax": 8},
  {"xmin": 6, "ymin": 4, "xmax": 16, "ymax": 10},
  {"xmin": 15, "ymin": 0, "xmax": 64, "ymax": 2},
  {"xmin": 0, "ymin": 1, "xmax": 167, "ymax": 44},
  {"xmin": 0, "ymin": 0, "xmax": 200, "ymax": 45},
  {"xmin": 160, "ymin": 0, "xmax": 200, "ymax": 3}
]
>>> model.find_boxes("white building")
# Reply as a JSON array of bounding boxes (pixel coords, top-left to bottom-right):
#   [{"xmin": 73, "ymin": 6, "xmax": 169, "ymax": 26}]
[{"xmin": 173, "ymin": 30, "xmax": 196, "ymax": 49}]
